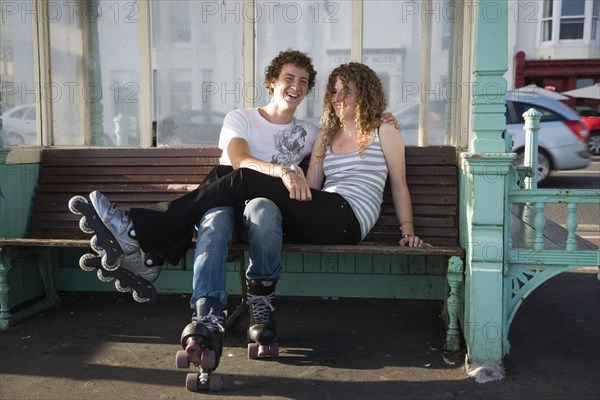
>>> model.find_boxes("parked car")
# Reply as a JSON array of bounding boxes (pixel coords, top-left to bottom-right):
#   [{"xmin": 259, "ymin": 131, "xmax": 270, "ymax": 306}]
[
  {"xmin": 1, "ymin": 104, "xmax": 36, "ymax": 145},
  {"xmin": 506, "ymin": 90, "xmax": 590, "ymax": 182},
  {"xmin": 395, "ymin": 92, "xmax": 590, "ymax": 183},
  {"xmin": 393, "ymin": 100, "xmax": 447, "ymax": 145},
  {"xmin": 582, "ymin": 115, "xmax": 600, "ymax": 156},
  {"xmin": 1, "ymin": 103, "xmax": 115, "ymax": 146},
  {"xmin": 153, "ymin": 109, "xmax": 226, "ymax": 146}
]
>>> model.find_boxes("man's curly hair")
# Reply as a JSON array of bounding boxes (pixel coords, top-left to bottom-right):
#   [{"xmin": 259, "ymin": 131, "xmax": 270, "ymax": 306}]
[
  {"xmin": 320, "ymin": 62, "xmax": 387, "ymax": 157},
  {"xmin": 264, "ymin": 50, "xmax": 317, "ymax": 95}
]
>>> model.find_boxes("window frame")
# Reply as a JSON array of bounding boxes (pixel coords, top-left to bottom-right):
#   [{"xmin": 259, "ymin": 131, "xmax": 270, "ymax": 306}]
[
  {"xmin": 10, "ymin": 0, "xmax": 466, "ymax": 149},
  {"xmin": 539, "ymin": 0, "xmax": 599, "ymax": 45}
]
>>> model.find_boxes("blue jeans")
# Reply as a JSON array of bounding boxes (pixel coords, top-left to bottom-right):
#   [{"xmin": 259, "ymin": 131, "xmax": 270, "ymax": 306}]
[{"xmin": 190, "ymin": 198, "xmax": 282, "ymax": 309}]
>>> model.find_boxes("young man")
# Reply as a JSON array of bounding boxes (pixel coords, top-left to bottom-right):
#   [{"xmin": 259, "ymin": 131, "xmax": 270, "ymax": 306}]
[{"xmin": 182, "ymin": 50, "xmax": 320, "ymax": 365}]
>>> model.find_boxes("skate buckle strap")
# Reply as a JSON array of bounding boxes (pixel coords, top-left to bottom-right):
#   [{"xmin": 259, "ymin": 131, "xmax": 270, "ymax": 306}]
[
  {"xmin": 247, "ymin": 293, "xmax": 275, "ymax": 324},
  {"xmin": 104, "ymin": 203, "xmax": 132, "ymax": 232},
  {"xmin": 192, "ymin": 309, "xmax": 225, "ymax": 333}
]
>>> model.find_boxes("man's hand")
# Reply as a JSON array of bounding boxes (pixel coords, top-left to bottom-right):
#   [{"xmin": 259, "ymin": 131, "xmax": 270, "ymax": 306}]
[
  {"xmin": 281, "ymin": 165, "xmax": 312, "ymax": 201},
  {"xmin": 380, "ymin": 112, "xmax": 399, "ymax": 129}
]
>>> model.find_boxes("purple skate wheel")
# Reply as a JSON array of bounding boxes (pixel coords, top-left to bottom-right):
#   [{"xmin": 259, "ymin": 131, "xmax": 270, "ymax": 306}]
[
  {"xmin": 185, "ymin": 373, "xmax": 199, "ymax": 391},
  {"xmin": 209, "ymin": 373, "xmax": 224, "ymax": 391},
  {"xmin": 175, "ymin": 350, "xmax": 190, "ymax": 369},
  {"xmin": 269, "ymin": 342, "xmax": 280, "ymax": 357},
  {"xmin": 200, "ymin": 349, "xmax": 216, "ymax": 370},
  {"xmin": 247, "ymin": 342, "xmax": 258, "ymax": 359}
]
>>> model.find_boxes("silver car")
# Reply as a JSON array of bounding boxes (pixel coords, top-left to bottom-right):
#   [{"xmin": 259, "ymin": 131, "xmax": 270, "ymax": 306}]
[
  {"xmin": 1, "ymin": 104, "xmax": 36, "ymax": 145},
  {"xmin": 395, "ymin": 91, "xmax": 590, "ymax": 183},
  {"xmin": 506, "ymin": 90, "xmax": 590, "ymax": 183}
]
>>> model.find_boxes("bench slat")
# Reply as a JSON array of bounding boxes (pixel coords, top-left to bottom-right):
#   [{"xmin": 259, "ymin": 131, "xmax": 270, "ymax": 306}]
[{"xmin": 14, "ymin": 146, "xmax": 461, "ymax": 252}]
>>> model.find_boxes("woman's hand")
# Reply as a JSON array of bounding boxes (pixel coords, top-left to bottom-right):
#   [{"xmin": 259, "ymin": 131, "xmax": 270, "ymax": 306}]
[
  {"xmin": 399, "ymin": 234, "xmax": 423, "ymax": 247},
  {"xmin": 281, "ymin": 165, "xmax": 312, "ymax": 201}
]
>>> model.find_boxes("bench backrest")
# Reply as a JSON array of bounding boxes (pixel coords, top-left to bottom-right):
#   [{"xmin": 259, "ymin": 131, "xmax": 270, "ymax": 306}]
[{"xmin": 28, "ymin": 146, "xmax": 458, "ymax": 246}]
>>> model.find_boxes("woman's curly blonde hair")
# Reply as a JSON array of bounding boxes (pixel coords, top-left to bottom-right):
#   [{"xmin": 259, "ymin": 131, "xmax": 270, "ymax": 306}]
[
  {"xmin": 264, "ymin": 50, "xmax": 317, "ymax": 95},
  {"xmin": 320, "ymin": 62, "xmax": 387, "ymax": 157}
]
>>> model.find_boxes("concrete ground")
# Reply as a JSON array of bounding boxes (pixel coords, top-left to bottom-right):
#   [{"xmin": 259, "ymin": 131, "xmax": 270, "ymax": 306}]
[{"xmin": 1, "ymin": 269, "xmax": 598, "ymax": 400}]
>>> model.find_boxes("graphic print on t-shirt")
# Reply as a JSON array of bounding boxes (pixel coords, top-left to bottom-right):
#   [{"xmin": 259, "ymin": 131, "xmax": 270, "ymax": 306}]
[{"xmin": 272, "ymin": 124, "xmax": 308, "ymax": 166}]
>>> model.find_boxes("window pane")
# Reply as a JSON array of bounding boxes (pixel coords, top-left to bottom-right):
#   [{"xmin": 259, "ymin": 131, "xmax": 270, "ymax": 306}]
[
  {"xmin": 364, "ymin": 0, "xmax": 452, "ymax": 146},
  {"xmin": 561, "ymin": 0, "xmax": 585, "ymax": 16},
  {"xmin": 153, "ymin": 0, "xmax": 243, "ymax": 146},
  {"xmin": 256, "ymin": 0, "xmax": 352, "ymax": 126},
  {"xmin": 49, "ymin": 0, "xmax": 141, "ymax": 146},
  {"xmin": 559, "ymin": 18, "xmax": 585, "ymax": 39},
  {"xmin": 543, "ymin": 20, "xmax": 553, "ymax": 41},
  {"xmin": 543, "ymin": 0, "xmax": 553, "ymax": 18},
  {"xmin": 1, "ymin": 7, "xmax": 36, "ymax": 146}
]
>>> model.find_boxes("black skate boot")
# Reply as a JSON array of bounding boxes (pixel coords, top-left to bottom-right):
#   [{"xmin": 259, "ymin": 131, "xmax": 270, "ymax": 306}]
[
  {"xmin": 247, "ymin": 280, "xmax": 279, "ymax": 358},
  {"xmin": 176, "ymin": 297, "xmax": 225, "ymax": 391}
]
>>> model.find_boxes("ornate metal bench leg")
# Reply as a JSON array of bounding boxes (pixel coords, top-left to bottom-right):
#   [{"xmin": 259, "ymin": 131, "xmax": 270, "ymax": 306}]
[
  {"xmin": 38, "ymin": 249, "xmax": 60, "ymax": 304},
  {"xmin": 0, "ymin": 247, "xmax": 14, "ymax": 331},
  {"xmin": 445, "ymin": 256, "xmax": 464, "ymax": 351}
]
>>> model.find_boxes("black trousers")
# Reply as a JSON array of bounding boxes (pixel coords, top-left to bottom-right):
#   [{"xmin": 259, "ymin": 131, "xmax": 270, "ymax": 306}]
[{"xmin": 130, "ymin": 167, "xmax": 362, "ymax": 264}]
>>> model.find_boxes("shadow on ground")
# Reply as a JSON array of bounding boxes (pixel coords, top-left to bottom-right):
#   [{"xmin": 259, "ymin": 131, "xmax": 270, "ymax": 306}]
[{"xmin": 1, "ymin": 270, "xmax": 598, "ymax": 400}]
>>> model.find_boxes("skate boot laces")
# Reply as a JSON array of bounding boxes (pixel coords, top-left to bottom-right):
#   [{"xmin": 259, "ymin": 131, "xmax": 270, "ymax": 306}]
[
  {"xmin": 192, "ymin": 309, "xmax": 225, "ymax": 334},
  {"xmin": 247, "ymin": 293, "xmax": 275, "ymax": 324}
]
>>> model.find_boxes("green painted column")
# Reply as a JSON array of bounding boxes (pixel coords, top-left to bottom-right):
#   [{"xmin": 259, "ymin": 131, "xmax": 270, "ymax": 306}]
[{"xmin": 460, "ymin": 0, "xmax": 513, "ymax": 380}]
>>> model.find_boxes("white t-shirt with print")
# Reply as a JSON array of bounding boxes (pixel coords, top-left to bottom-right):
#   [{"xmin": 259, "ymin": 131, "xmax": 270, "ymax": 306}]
[{"xmin": 218, "ymin": 108, "xmax": 320, "ymax": 167}]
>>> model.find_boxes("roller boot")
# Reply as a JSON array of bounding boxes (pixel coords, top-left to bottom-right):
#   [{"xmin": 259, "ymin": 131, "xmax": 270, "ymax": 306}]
[
  {"xmin": 68, "ymin": 191, "xmax": 140, "ymax": 270},
  {"xmin": 247, "ymin": 280, "xmax": 279, "ymax": 358},
  {"xmin": 176, "ymin": 297, "xmax": 225, "ymax": 391},
  {"xmin": 78, "ymin": 249, "xmax": 163, "ymax": 303}
]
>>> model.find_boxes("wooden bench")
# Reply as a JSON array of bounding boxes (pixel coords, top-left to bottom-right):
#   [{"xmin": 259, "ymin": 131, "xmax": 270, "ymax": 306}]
[{"xmin": 0, "ymin": 146, "xmax": 464, "ymax": 349}]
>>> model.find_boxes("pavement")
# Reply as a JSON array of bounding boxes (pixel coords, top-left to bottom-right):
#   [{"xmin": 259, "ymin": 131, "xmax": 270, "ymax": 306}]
[{"xmin": 1, "ymin": 268, "xmax": 598, "ymax": 400}]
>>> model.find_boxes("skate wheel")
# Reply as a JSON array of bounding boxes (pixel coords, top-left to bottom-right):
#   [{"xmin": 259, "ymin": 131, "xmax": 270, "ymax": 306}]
[
  {"xmin": 79, "ymin": 253, "xmax": 97, "ymax": 272},
  {"xmin": 68, "ymin": 195, "xmax": 87, "ymax": 214},
  {"xmin": 209, "ymin": 373, "xmax": 224, "ymax": 391},
  {"xmin": 115, "ymin": 279, "xmax": 132, "ymax": 293},
  {"xmin": 185, "ymin": 373, "xmax": 199, "ymax": 391},
  {"xmin": 269, "ymin": 342, "xmax": 279, "ymax": 357},
  {"xmin": 79, "ymin": 217, "xmax": 94, "ymax": 234},
  {"xmin": 200, "ymin": 349, "xmax": 216, "ymax": 370},
  {"xmin": 132, "ymin": 290, "xmax": 150, "ymax": 303},
  {"xmin": 101, "ymin": 253, "xmax": 120, "ymax": 271},
  {"xmin": 248, "ymin": 343, "xmax": 258, "ymax": 359},
  {"xmin": 175, "ymin": 350, "xmax": 190, "ymax": 369},
  {"xmin": 97, "ymin": 269, "xmax": 114, "ymax": 282},
  {"xmin": 90, "ymin": 235, "xmax": 103, "ymax": 254}
]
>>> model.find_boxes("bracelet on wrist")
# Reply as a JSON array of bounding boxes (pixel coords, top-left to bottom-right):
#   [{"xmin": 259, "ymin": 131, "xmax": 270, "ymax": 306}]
[{"xmin": 401, "ymin": 234, "xmax": 414, "ymax": 239}]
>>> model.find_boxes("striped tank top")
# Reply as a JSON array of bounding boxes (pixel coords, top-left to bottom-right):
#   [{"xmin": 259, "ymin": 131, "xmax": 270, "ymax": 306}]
[{"xmin": 322, "ymin": 132, "xmax": 388, "ymax": 239}]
